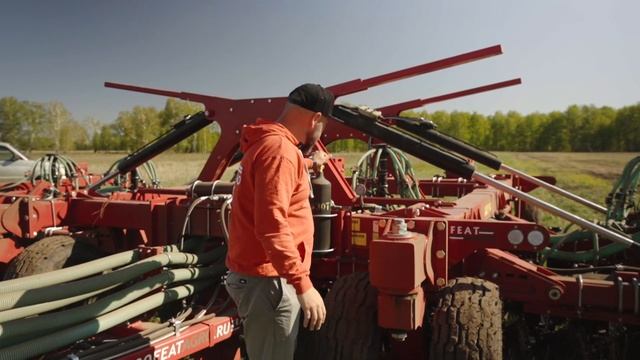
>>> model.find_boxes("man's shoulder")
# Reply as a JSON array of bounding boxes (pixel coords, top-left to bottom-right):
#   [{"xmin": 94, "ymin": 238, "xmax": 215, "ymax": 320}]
[{"xmin": 253, "ymin": 135, "xmax": 301, "ymax": 163}]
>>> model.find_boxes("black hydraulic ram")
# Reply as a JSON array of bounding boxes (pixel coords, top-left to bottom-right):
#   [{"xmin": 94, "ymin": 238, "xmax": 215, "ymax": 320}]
[
  {"xmin": 393, "ymin": 115, "xmax": 607, "ymax": 213},
  {"xmin": 89, "ymin": 111, "xmax": 212, "ymax": 191},
  {"xmin": 393, "ymin": 117, "xmax": 502, "ymax": 170},
  {"xmin": 330, "ymin": 105, "xmax": 476, "ymax": 179}
]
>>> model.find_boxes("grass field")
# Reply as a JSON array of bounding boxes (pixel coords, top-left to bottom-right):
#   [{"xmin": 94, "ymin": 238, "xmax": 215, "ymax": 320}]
[{"xmin": 32, "ymin": 150, "xmax": 638, "ymax": 228}]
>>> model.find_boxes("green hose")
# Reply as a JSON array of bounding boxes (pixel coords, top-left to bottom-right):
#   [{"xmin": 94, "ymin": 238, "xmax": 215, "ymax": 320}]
[
  {"xmin": 541, "ymin": 231, "xmax": 640, "ymax": 262},
  {"xmin": 0, "ymin": 249, "xmax": 140, "ymax": 295},
  {"xmin": 0, "ymin": 264, "xmax": 226, "ymax": 345},
  {"xmin": 352, "ymin": 145, "xmax": 421, "ymax": 199},
  {"xmin": 105, "ymin": 157, "xmax": 160, "ymax": 189},
  {"xmin": 29, "ymin": 154, "xmax": 84, "ymax": 186},
  {"xmin": 607, "ymin": 156, "xmax": 640, "ymax": 223},
  {"xmin": 540, "ymin": 156, "xmax": 640, "ymax": 262},
  {"xmin": 0, "ymin": 247, "xmax": 225, "ymax": 311},
  {"xmin": 0, "ymin": 283, "xmax": 121, "ymax": 324},
  {"xmin": 0, "ymin": 244, "xmax": 185, "ymax": 295},
  {"xmin": 0, "ymin": 281, "xmax": 212, "ymax": 360}
]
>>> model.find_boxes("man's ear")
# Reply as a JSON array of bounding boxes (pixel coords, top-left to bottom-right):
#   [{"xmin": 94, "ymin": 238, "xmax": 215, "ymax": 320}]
[{"xmin": 311, "ymin": 112, "xmax": 323, "ymax": 126}]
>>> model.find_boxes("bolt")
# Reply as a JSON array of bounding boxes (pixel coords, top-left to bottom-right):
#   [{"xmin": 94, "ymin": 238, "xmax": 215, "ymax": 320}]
[
  {"xmin": 436, "ymin": 222, "xmax": 446, "ymax": 231},
  {"xmin": 390, "ymin": 218, "xmax": 408, "ymax": 235},
  {"xmin": 407, "ymin": 220, "xmax": 415, "ymax": 229},
  {"xmin": 436, "ymin": 250, "xmax": 446, "ymax": 259},
  {"xmin": 548, "ymin": 287, "xmax": 562, "ymax": 301},
  {"xmin": 436, "ymin": 278, "xmax": 446, "ymax": 286},
  {"xmin": 492, "ymin": 273, "xmax": 499, "ymax": 279}
]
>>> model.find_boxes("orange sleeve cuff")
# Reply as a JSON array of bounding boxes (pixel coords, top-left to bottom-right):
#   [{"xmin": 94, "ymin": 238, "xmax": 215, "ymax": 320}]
[{"xmin": 292, "ymin": 275, "xmax": 313, "ymax": 295}]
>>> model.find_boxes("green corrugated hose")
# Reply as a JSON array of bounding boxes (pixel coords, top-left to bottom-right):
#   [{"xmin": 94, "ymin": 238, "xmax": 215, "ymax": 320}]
[
  {"xmin": 0, "ymin": 246, "xmax": 225, "ymax": 311},
  {"xmin": 0, "ymin": 264, "xmax": 226, "ymax": 346},
  {"xmin": 0, "ymin": 281, "xmax": 213, "ymax": 360}
]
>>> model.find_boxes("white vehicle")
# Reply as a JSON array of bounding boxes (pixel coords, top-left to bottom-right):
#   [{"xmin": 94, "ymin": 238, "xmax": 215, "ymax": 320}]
[{"xmin": 0, "ymin": 142, "xmax": 35, "ymax": 182}]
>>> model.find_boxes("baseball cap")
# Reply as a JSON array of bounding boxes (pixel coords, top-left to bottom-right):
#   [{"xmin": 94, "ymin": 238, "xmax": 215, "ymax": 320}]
[{"xmin": 287, "ymin": 83, "xmax": 335, "ymax": 117}]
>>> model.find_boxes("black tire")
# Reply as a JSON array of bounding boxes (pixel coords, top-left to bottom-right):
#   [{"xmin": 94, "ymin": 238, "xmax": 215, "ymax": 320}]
[
  {"xmin": 308, "ymin": 272, "xmax": 380, "ymax": 360},
  {"xmin": 3, "ymin": 235, "xmax": 102, "ymax": 280},
  {"xmin": 429, "ymin": 277, "xmax": 502, "ymax": 360}
]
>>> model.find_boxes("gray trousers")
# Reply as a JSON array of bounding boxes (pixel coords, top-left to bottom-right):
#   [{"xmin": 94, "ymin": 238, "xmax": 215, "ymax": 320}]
[{"xmin": 225, "ymin": 271, "xmax": 301, "ymax": 360}]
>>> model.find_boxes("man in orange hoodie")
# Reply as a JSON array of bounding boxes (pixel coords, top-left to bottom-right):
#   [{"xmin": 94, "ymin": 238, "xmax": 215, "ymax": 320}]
[{"xmin": 225, "ymin": 84, "xmax": 335, "ymax": 360}]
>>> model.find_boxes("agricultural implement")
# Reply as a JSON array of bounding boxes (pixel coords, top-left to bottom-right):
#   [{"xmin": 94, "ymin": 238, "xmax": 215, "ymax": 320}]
[{"xmin": 0, "ymin": 44, "xmax": 639, "ymax": 359}]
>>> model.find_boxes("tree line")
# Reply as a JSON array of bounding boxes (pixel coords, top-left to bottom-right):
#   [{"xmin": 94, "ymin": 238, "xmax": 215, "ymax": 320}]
[
  {"xmin": 402, "ymin": 103, "xmax": 640, "ymax": 152},
  {"xmin": 327, "ymin": 103, "xmax": 640, "ymax": 153},
  {"xmin": 0, "ymin": 97, "xmax": 218, "ymax": 153},
  {"xmin": 1, "ymin": 96, "xmax": 638, "ymax": 153}
]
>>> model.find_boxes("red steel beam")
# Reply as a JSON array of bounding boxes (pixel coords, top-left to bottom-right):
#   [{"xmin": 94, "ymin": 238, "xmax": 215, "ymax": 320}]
[
  {"xmin": 327, "ymin": 45, "xmax": 503, "ymax": 97},
  {"xmin": 377, "ymin": 78, "xmax": 522, "ymax": 116}
]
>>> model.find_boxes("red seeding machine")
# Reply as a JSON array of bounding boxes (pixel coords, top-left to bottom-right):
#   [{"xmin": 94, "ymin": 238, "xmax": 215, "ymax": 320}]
[{"xmin": 0, "ymin": 44, "xmax": 639, "ymax": 359}]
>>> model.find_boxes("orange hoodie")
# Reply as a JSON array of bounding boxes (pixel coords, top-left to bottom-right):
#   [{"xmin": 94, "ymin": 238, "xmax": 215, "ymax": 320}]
[{"xmin": 226, "ymin": 119, "xmax": 314, "ymax": 294}]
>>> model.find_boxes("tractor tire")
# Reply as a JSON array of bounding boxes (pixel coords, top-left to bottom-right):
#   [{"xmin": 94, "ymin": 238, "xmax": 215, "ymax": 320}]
[
  {"xmin": 3, "ymin": 235, "xmax": 102, "ymax": 280},
  {"xmin": 309, "ymin": 272, "xmax": 380, "ymax": 360},
  {"xmin": 429, "ymin": 277, "xmax": 502, "ymax": 360}
]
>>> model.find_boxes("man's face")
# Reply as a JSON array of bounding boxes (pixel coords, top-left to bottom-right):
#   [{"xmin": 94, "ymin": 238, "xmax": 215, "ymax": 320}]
[{"xmin": 301, "ymin": 113, "xmax": 328, "ymax": 154}]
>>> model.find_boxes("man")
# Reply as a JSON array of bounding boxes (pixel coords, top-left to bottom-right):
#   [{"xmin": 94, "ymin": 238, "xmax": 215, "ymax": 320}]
[{"xmin": 225, "ymin": 83, "xmax": 335, "ymax": 360}]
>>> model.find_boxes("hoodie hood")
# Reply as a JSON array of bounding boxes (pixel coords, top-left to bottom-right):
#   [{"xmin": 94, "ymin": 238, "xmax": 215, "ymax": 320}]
[{"xmin": 240, "ymin": 118, "xmax": 300, "ymax": 152}]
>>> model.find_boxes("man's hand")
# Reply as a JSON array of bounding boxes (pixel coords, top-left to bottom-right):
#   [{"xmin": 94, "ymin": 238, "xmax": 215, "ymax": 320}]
[
  {"xmin": 297, "ymin": 287, "xmax": 326, "ymax": 331},
  {"xmin": 310, "ymin": 151, "xmax": 332, "ymax": 172}
]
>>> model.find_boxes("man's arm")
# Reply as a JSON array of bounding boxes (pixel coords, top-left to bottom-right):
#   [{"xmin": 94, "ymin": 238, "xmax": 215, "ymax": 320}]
[{"xmin": 253, "ymin": 154, "xmax": 326, "ymax": 330}]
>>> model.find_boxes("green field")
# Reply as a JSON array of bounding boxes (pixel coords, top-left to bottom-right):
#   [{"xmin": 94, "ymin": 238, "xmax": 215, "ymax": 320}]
[{"xmin": 34, "ymin": 151, "xmax": 638, "ymax": 228}]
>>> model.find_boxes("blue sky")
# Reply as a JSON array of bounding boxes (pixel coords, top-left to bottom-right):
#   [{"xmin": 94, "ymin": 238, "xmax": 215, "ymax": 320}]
[{"xmin": 0, "ymin": 1, "xmax": 638, "ymax": 123}]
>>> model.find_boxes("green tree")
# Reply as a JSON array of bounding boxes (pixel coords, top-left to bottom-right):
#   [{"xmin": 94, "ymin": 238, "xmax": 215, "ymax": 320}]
[
  {"xmin": 159, "ymin": 98, "xmax": 210, "ymax": 153},
  {"xmin": 0, "ymin": 97, "xmax": 26, "ymax": 146}
]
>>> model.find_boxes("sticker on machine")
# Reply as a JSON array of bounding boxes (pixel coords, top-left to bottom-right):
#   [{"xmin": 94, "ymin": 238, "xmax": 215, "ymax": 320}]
[
  {"xmin": 351, "ymin": 218, "xmax": 361, "ymax": 231},
  {"xmin": 351, "ymin": 232, "xmax": 367, "ymax": 246}
]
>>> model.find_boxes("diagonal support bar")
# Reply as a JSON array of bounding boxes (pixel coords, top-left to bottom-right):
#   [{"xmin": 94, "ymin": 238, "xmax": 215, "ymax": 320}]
[
  {"xmin": 377, "ymin": 78, "xmax": 522, "ymax": 116},
  {"xmin": 327, "ymin": 45, "xmax": 503, "ymax": 97}
]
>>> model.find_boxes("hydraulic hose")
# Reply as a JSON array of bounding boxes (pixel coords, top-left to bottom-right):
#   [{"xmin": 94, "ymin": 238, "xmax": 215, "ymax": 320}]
[
  {"xmin": 0, "ymin": 283, "xmax": 121, "ymax": 324},
  {"xmin": 0, "ymin": 281, "xmax": 212, "ymax": 360},
  {"xmin": 0, "ymin": 247, "xmax": 225, "ymax": 311},
  {"xmin": 0, "ymin": 264, "xmax": 226, "ymax": 345},
  {"xmin": 541, "ymin": 230, "xmax": 640, "ymax": 262},
  {"xmin": 0, "ymin": 249, "xmax": 142, "ymax": 295}
]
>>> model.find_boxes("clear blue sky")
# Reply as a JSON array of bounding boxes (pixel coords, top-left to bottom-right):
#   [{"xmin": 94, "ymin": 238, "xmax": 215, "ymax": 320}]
[{"xmin": 1, "ymin": 1, "xmax": 638, "ymax": 123}]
